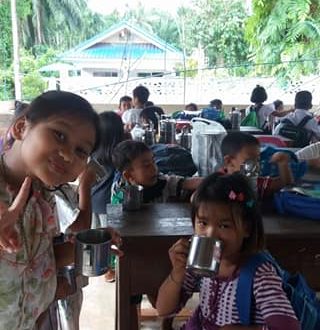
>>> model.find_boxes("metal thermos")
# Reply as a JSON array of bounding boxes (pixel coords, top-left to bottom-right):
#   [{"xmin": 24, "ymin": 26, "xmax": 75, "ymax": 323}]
[
  {"xmin": 180, "ymin": 126, "xmax": 192, "ymax": 150},
  {"xmin": 159, "ymin": 116, "xmax": 176, "ymax": 144},
  {"xmin": 123, "ymin": 184, "xmax": 143, "ymax": 211},
  {"xmin": 75, "ymin": 229, "xmax": 111, "ymax": 277},
  {"xmin": 187, "ymin": 235, "xmax": 223, "ymax": 277},
  {"xmin": 240, "ymin": 160, "xmax": 259, "ymax": 196},
  {"xmin": 230, "ymin": 107, "xmax": 241, "ymax": 130},
  {"xmin": 144, "ymin": 128, "xmax": 156, "ymax": 146}
]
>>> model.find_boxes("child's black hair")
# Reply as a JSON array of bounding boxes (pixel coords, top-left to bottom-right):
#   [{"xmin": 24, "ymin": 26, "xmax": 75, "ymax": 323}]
[
  {"xmin": 294, "ymin": 90, "xmax": 312, "ymax": 110},
  {"xmin": 273, "ymin": 99, "xmax": 283, "ymax": 111},
  {"xmin": 19, "ymin": 91, "xmax": 100, "ymax": 152},
  {"xmin": 133, "ymin": 85, "xmax": 150, "ymax": 105},
  {"xmin": 250, "ymin": 85, "xmax": 267, "ymax": 104},
  {"xmin": 93, "ymin": 111, "xmax": 125, "ymax": 165},
  {"xmin": 221, "ymin": 132, "xmax": 259, "ymax": 157},
  {"xmin": 140, "ymin": 106, "xmax": 164, "ymax": 134},
  {"xmin": 112, "ymin": 140, "xmax": 150, "ymax": 172},
  {"xmin": 209, "ymin": 99, "xmax": 222, "ymax": 109},
  {"xmin": 119, "ymin": 95, "xmax": 132, "ymax": 105},
  {"xmin": 191, "ymin": 172, "xmax": 265, "ymax": 254}
]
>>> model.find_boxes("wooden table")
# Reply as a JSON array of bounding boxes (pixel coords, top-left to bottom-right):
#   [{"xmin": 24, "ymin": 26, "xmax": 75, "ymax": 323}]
[{"xmin": 108, "ymin": 203, "xmax": 320, "ymax": 330}]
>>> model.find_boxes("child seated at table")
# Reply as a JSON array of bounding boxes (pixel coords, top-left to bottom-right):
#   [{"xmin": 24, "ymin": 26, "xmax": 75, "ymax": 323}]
[
  {"xmin": 156, "ymin": 173, "xmax": 300, "ymax": 329},
  {"xmin": 111, "ymin": 140, "xmax": 202, "ymax": 204},
  {"xmin": 111, "ymin": 140, "xmax": 202, "ymax": 328},
  {"xmin": 221, "ymin": 132, "xmax": 293, "ymax": 198}
]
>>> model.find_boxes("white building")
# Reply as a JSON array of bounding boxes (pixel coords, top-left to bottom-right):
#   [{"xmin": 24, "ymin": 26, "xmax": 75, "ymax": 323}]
[{"xmin": 40, "ymin": 21, "xmax": 184, "ymax": 103}]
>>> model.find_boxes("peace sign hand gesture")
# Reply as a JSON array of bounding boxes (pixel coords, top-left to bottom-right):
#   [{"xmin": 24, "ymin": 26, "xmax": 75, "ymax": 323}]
[{"xmin": 0, "ymin": 177, "xmax": 32, "ymax": 253}]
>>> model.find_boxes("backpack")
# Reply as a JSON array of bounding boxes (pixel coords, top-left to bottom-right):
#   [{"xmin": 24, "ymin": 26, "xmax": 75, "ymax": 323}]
[
  {"xmin": 274, "ymin": 190, "xmax": 320, "ymax": 220},
  {"xmin": 260, "ymin": 146, "xmax": 307, "ymax": 181},
  {"xmin": 236, "ymin": 251, "xmax": 320, "ymax": 330},
  {"xmin": 241, "ymin": 105, "xmax": 259, "ymax": 127},
  {"xmin": 278, "ymin": 116, "xmax": 312, "ymax": 148},
  {"xmin": 150, "ymin": 143, "xmax": 197, "ymax": 177}
]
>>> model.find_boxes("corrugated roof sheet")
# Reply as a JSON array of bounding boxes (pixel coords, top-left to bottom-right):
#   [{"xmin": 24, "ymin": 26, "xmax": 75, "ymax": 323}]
[{"xmin": 64, "ymin": 43, "xmax": 165, "ymax": 60}]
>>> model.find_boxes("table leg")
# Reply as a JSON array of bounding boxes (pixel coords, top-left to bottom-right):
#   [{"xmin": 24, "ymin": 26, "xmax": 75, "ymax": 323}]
[{"xmin": 116, "ymin": 253, "xmax": 133, "ymax": 330}]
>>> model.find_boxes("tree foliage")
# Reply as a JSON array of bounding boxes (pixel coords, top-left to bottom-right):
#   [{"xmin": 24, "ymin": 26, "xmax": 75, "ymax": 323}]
[
  {"xmin": 245, "ymin": 0, "xmax": 320, "ymax": 81},
  {"xmin": 180, "ymin": 0, "xmax": 250, "ymax": 75}
]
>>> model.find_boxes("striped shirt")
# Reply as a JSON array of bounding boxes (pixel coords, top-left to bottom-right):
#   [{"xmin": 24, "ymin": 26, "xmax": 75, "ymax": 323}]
[{"xmin": 178, "ymin": 261, "xmax": 300, "ymax": 330}]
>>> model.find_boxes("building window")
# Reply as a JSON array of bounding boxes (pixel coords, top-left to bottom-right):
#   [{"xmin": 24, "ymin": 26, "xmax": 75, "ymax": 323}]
[
  {"xmin": 93, "ymin": 71, "xmax": 118, "ymax": 77},
  {"xmin": 68, "ymin": 70, "xmax": 81, "ymax": 77},
  {"xmin": 137, "ymin": 72, "xmax": 164, "ymax": 78}
]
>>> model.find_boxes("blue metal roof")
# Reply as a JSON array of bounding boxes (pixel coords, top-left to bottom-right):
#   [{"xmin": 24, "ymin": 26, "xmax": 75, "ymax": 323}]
[
  {"xmin": 67, "ymin": 43, "xmax": 163, "ymax": 60},
  {"xmin": 60, "ymin": 21, "xmax": 182, "ymax": 61}
]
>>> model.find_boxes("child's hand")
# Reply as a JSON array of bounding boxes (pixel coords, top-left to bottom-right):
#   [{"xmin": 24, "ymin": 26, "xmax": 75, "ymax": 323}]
[
  {"xmin": 169, "ymin": 238, "xmax": 189, "ymax": 279},
  {"xmin": 270, "ymin": 152, "xmax": 290, "ymax": 165},
  {"xmin": 0, "ymin": 177, "xmax": 32, "ymax": 253},
  {"xmin": 105, "ymin": 227, "xmax": 124, "ymax": 257}
]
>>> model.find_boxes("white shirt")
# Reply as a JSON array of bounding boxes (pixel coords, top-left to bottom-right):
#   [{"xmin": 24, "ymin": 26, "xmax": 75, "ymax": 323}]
[
  {"xmin": 274, "ymin": 109, "xmax": 320, "ymax": 139},
  {"xmin": 296, "ymin": 142, "xmax": 320, "ymax": 160},
  {"xmin": 122, "ymin": 108, "xmax": 143, "ymax": 125}
]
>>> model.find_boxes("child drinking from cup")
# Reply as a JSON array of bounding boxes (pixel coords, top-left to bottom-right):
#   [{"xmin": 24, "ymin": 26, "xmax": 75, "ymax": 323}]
[
  {"xmin": 221, "ymin": 132, "xmax": 293, "ymax": 198},
  {"xmin": 156, "ymin": 173, "xmax": 300, "ymax": 329},
  {"xmin": 111, "ymin": 140, "xmax": 202, "ymax": 204},
  {"xmin": 0, "ymin": 91, "xmax": 121, "ymax": 329}
]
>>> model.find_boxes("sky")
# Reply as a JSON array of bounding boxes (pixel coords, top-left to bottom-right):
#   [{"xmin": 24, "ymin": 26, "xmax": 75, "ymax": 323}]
[{"xmin": 87, "ymin": 0, "xmax": 192, "ymax": 15}]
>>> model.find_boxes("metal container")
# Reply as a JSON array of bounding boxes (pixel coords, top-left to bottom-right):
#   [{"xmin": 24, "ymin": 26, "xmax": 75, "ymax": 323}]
[
  {"xmin": 75, "ymin": 229, "xmax": 111, "ymax": 277},
  {"xmin": 240, "ymin": 160, "xmax": 260, "ymax": 197},
  {"xmin": 186, "ymin": 235, "xmax": 223, "ymax": 277},
  {"xmin": 144, "ymin": 129, "xmax": 156, "ymax": 146},
  {"xmin": 230, "ymin": 109, "xmax": 241, "ymax": 130},
  {"xmin": 123, "ymin": 184, "xmax": 143, "ymax": 211},
  {"xmin": 159, "ymin": 119, "xmax": 176, "ymax": 144}
]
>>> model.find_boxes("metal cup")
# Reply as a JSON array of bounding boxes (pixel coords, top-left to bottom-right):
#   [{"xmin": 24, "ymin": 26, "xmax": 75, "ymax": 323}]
[
  {"xmin": 75, "ymin": 229, "xmax": 111, "ymax": 277},
  {"xmin": 123, "ymin": 185, "xmax": 143, "ymax": 211},
  {"xmin": 186, "ymin": 235, "xmax": 223, "ymax": 277}
]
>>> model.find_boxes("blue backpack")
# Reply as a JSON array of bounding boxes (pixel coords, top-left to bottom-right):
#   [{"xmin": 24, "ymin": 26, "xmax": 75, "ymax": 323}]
[
  {"xmin": 260, "ymin": 146, "xmax": 307, "ymax": 181},
  {"xmin": 274, "ymin": 190, "xmax": 320, "ymax": 220},
  {"xmin": 236, "ymin": 251, "xmax": 320, "ymax": 330}
]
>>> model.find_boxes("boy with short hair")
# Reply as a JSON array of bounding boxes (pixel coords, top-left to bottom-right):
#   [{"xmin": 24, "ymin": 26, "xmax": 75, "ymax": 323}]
[
  {"xmin": 117, "ymin": 95, "xmax": 132, "ymax": 117},
  {"xmin": 275, "ymin": 90, "xmax": 320, "ymax": 141},
  {"xmin": 111, "ymin": 140, "xmax": 201, "ymax": 204},
  {"xmin": 122, "ymin": 85, "xmax": 150, "ymax": 129},
  {"xmin": 221, "ymin": 132, "xmax": 293, "ymax": 198}
]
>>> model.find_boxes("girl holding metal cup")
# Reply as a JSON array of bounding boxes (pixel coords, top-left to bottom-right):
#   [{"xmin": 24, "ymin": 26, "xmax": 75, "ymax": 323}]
[{"xmin": 156, "ymin": 173, "xmax": 299, "ymax": 330}]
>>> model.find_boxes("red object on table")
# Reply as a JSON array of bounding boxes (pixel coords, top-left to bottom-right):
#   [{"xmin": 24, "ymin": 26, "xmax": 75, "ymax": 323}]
[
  {"xmin": 175, "ymin": 120, "xmax": 192, "ymax": 131},
  {"xmin": 256, "ymin": 135, "xmax": 289, "ymax": 147}
]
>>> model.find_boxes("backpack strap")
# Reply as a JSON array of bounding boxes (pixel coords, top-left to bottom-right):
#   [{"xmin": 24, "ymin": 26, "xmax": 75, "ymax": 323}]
[
  {"xmin": 236, "ymin": 251, "xmax": 283, "ymax": 325},
  {"xmin": 297, "ymin": 116, "xmax": 312, "ymax": 129}
]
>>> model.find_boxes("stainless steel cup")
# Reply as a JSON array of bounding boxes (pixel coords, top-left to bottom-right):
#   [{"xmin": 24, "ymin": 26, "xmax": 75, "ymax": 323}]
[
  {"xmin": 186, "ymin": 235, "xmax": 223, "ymax": 277},
  {"xmin": 75, "ymin": 229, "xmax": 111, "ymax": 277},
  {"xmin": 123, "ymin": 185, "xmax": 143, "ymax": 211}
]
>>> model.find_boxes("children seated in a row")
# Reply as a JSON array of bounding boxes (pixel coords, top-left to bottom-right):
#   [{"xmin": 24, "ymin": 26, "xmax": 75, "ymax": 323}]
[
  {"xmin": 0, "ymin": 91, "xmax": 121, "ymax": 329},
  {"xmin": 156, "ymin": 172, "xmax": 300, "ymax": 329},
  {"xmin": 111, "ymin": 140, "xmax": 202, "ymax": 204},
  {"xmin": 221, "ymin": 132, "xmax": 293, "ymax": 198}
]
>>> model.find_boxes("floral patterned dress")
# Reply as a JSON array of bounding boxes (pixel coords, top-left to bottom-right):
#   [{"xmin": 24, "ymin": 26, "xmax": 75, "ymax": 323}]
[{"xmin": 0, "ymin": 176, "xmax": 58, "ymax": 330}]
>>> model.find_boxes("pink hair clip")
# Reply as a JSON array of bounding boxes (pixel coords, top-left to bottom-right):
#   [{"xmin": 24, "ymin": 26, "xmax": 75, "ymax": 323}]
[
  {"xmin": 228, "ymin": 190, "xmax": 245, "ymax": 202},
  {"xmin": 229, "ymin": 190, "xmax": 237, "ymax": 200}
]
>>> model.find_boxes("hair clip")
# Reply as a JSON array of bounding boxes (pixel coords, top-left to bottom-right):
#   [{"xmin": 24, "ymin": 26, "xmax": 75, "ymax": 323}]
[
  {"xmin": 246, "ymin": 200, "xmax": 254, "ymax": 208},
  {"xmin": 228, "ymin": 190, "xmax": 245, "ymax": 202},
  {"xmin": 229, "ymin": 190, "xmax": 237, "ymax": 200}
]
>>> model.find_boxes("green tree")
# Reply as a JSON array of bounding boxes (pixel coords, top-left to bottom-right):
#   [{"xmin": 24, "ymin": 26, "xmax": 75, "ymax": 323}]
[
  {"xmin": 179, "ymin": 0, "xmax": 250, "ymax": 75},
  {"xmin": 245, "ymin": 0, "xmax": 320, "ymax": 81}
]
